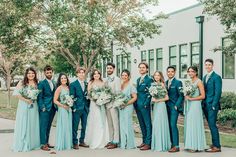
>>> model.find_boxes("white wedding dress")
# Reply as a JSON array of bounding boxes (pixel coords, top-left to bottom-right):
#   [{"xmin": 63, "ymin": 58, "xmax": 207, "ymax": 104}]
[{"xmin": 85, "ymin": 88, "xmax": 109, "ymax": 149}]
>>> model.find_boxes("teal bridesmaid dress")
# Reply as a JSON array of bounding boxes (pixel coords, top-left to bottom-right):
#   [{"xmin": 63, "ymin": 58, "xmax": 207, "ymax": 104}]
[
  {"xmin": 119, "ymin": 83, "xmax": 136, "ymax": 149},
  {"xmin": 184, "ymin": 79, "xmax": 207, "ymax": 151},
  {"xmin": 12, "ymin": 86, "xmax": 40, "ymax": 152},
  {"xmin": 151, "ymin": 100, "xmax": 171, "ymax": 151},
  {"xmin": 55, "ymin": 87, "xmax": 73, "ymax": 151}
]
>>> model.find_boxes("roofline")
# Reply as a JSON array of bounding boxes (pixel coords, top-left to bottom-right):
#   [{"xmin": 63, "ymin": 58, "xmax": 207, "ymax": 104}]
[{"xmin": 167, "ymin": 3, "xmax": 202, "ymax": 16}]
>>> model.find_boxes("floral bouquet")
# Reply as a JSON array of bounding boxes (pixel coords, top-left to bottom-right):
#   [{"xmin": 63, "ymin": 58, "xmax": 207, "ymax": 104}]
[
  {"xmin": 113, "ymin": 93, "xmax": 129, "ymax": 109},
  {"xmin": 61, "ymin": 94, "xmax": 77, "ymax": 107},
  {"xmin": 89, "ymin": 86, "xmax": 114, "ymax": 106},
  {"xmin": 19, "ymin": 86, "xmax": 41, "ymax": 108},
  {"xmin": 179, "ymin": 80, "xmax": 197, "ymax": 96},
  {"xmin": 96, "ymin": 86, "xmax": 114, "ymax": 106},
  {"xmin": 148, "ymin": 82, "xmax": 167, "ymax": 99}
]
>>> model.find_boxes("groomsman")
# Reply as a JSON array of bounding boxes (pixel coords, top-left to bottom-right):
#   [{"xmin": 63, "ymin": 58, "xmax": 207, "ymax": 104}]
[
  {"xmin": 105, "ymin": 62, "xmax": 121, "ymax": 149},
  {"xmin": 38, "ymin": 65, "xmax": 56, "ymax": 151},
  {"xmin": 165, "ymin": 66, "xmax": 184, "ymax": 153},
  {"xmin": 203, "ymin": 59, "xmax": 222, "ymax": 152},
  {"xmin": 134, "ymin": 62, "xmax": 153, "ymax": 151},
  {"xmin": 70, "ymin": 67, "xmax": 90, "ymax": 149}
]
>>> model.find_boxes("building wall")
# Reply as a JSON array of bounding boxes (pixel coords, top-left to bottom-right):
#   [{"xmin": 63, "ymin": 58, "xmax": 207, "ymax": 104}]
[{"xmin": 112, "ymin": 4, "xmax": 236, "ymax": 92}]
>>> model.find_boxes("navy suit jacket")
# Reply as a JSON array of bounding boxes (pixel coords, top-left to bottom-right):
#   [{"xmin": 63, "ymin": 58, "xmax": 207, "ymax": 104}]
[
  {"xmin": 203, "ymin": 71, "xmax": 222, "ymax": 110},
  {"xmin": 69, "ymin": 80, "xmax": 90, "ymax": 113},
  {"xmin": 37, "ymin": 79, "xmax": 56, "ymax": 111},
  {"xmin": 135, "ymin": 75, "xmax": 153, "ymax": 109},
  {"xmin": 165, "ymin": 78, "xmax": 184, "ymax": 112}
]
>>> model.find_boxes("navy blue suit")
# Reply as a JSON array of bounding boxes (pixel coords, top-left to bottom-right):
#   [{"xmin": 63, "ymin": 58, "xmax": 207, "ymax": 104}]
[
  {"xmin": 165, "ymin": 78, "xmax": 184, "ymax": 148},
  {"xmin": 38, "ymin": 79, "xmax": 56, "ymax": 145},
  {"xmin": 134, "ymin": 75, "xmax": 153, "ymax": 146},
  {"xmin": 70, "ymin": 80, "xmax": 90, "ymax": 145},
  {"xmin": 202, "ymin": 71, "xmax": 222, "ymax": 148}
]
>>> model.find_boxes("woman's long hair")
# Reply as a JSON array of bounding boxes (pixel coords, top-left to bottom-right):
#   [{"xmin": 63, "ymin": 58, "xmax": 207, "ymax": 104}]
[
  {"xmin": 89, "ymin": 69, "xmax": 103, "ymax": 82},
  {"xmin": 56, "ymin": 73, "xmax": 70, "ymax": 87},
  {"xmin": 23, "ymin": 67, "xmax": 38, "ymax": 87},
  {"xmin": 153, "ymin": 71, "xmax": 165, "ymax": 83}
]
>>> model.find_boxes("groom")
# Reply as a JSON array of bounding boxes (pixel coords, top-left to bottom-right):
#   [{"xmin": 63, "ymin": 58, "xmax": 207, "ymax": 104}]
[
  {"xmin": 70, "ymin": 67, "xmax": 90, "ymax": 149},
  {"xmin": 165, "ymin": 65, "xmax": 184, "ymax": 153},
  {"xmin": 38, "ymin": 65, "xmax": 56, "ymax": 151},
  {"xmin": 134, "ymin": 62, "xmax": 153, "ymax": 151},
  {"xmin": 105, "ymin": 62, "xmax": 121, "ymax": 149},
  {"xmin": 203, "ymin": 59, "xmax": 222, "ymax": 152}
]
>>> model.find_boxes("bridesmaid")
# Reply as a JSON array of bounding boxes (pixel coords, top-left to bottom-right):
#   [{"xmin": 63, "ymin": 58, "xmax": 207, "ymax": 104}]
[
  {"xmin": 151, "ymin": 71, "xmax": 171, "ymax": 151},
  {"xmin": 184, "ymin": 66, "xmax": 207, "ymax": 152},
  {"xmin": 119, "ymin": 69, "xmax": 137, "ymax": 149},
  {"xmin": 54, "ymin": 73, "xmax": 72, "ymax": 151},
  {"xmin": 12, "ymin": 67, "xmax": 40, "ymax": 152}
]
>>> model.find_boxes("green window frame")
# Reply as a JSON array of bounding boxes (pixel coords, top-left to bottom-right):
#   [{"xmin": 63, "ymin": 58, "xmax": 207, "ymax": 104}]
[
  {"xmin": 169, "ymin": 46, "xmax": 177, "ymax": 68},
  {"xmin": 179, "ymin": 44, "xmax": 188, "ymax": 78},
  {"xmin": 141, "ymin": 50, "xmax": 147, "ymax": 62},
  {"xmin": 148, "ymin": 49, "xmax": 155, "ymax": 75},
  {"xmin": 156, "ymin": 48, "xmax": 163, "ymax": 71},
  {"xmin": 190, "ymin": 42, "xmax": 199, "ymax": 67},
  {"xmin": 222, "ymin": 38, "xmax": 235, "ymax": 79}
]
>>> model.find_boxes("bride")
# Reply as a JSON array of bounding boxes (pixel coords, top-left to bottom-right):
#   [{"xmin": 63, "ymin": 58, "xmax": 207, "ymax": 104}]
[{"xmin": 85, "ymin": 69, "xmax": 109, "ymax": 149}]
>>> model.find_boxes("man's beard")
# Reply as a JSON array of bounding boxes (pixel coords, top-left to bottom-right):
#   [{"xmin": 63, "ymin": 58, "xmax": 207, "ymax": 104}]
[
  {"xmin": 107, "ymin": 71, "xmax": 113, "ymax": 75},
  {"xmin": 46, "ymin": 76, "xmax": 52, "ymax": 80}
]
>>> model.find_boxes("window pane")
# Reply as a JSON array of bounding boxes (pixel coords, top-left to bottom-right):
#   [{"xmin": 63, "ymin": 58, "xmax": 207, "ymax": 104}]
[
  {"xmin": 156, "ymin": 49, "xmax": 163, "ymax": 58},
  {"xmin": 180, "ymin": 56, "xmax": 188, "ymax": 78},
  {"xmin": 116, "ymin": 55, "xmax": 121, "ymax": 76},
  {"xmin": 170, "ymin": 46, "xmax": 177, "ymax": 57},
  {"xmin": 141, "ymin": 51, "xmax": 147, "ymax": 62},
  {"xmin": 223, "ymin": 54, "xmax": 235, "ymax": 79},
  {"xmin": 192, "ymin": 55, "xmax": 199, "ymax": 67},
  {"xmin": 191, "ymin": 43, "xmax": 199, "ymax": 55},
  {"xmin": 122, "ymin": 55, "xmax": 127, "ymax": 70},
  {"xmin": 157, "ymin": 58, "xmax": 163, "ymax": 71},
  {"xmin": 170, "ymin": 57, "xmax": 176, "ymax": 66},
  {"xmin": 149, "ymin": 50, "xmax": 154, "ymax": 59},
  {"xmin": 180, "ymin": 44, "xmax": 187, "ymax": 55},
  {"xmin": 127, "ymin": 53, "xmax": 131, "ymax": 71}
]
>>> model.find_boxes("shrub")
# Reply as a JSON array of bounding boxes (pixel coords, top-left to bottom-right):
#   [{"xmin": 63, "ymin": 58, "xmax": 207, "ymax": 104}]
[
  {"xmin": 220, "ymin": 92, "xmax": 236, "ymax": 110},
  {"xmin": 218, "ymin": 108, "xmax": 236, "ymax": 128}
]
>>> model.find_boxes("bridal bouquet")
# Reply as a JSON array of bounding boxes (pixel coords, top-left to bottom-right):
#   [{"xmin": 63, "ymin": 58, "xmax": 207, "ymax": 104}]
[
  {"xmin": 96, "ymin": 86, "xmax": 114, "ymax": 106},
  {"xmin": 148, "ymin": 82, "xmax": 167, "ymax": 99},
  {"xmin": 179, "ymin": 80, "xmax": 197, "ymax": 96},
  {"xmin": 89, "ymin": 86, "xmax": 114, "ymax": 106},
  {"xmin": 113, "ymin": 93, "xmax": 129, "ymax": 109},
  {"xmin": 19, "ymin": 86, "xmax": 41, "ymax": 108},
  {"xmin": 61, "ymin": 94, "xmax": 77, "ymax": 107}
]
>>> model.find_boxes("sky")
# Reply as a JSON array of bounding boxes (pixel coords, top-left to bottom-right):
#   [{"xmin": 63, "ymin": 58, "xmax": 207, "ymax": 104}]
[{"xmin": 145, "ymin": 0, "xmax": 199, "ymax": 17}]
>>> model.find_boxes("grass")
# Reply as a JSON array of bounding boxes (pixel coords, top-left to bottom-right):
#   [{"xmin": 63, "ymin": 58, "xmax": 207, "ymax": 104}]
[{"xmin": 1, "ymin": 91, "xmax": 236, "ymax": 148}]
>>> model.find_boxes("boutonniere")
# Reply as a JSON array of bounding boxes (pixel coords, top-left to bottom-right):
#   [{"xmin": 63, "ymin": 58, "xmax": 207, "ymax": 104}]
[{"xmin": 141, "ymin": 79, "xmax": 144, "ymax": 84}]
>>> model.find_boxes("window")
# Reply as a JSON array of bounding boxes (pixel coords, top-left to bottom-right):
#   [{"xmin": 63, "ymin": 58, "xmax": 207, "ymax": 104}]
[
  {"xmin": 179, "ymin": 44, "xmax": 188, "ymax": 78},
  {"xmin": 141, "ymin": 50, "xmax": 147, "ymax": 62},
  {"xmin": 156, "ymin": 48, "xmax": 163, "ymax": 71},
  {"xmin": 191, "ymin": 42, "xmax": 199, "ymax": 67},
  {"xmin": 148, "ymin": 49, "xmax": 155, "ymax": 75},
  {"xmin": 222, "ymin": 38, "xmax": 235, "ymax": 79},
  {"xmin": 169, "ymin": 46, "xmax": 177, "ymax": 67},
  {"xmin": 116, "ymin": 53, "xmax": 131, "ymax": 76}
]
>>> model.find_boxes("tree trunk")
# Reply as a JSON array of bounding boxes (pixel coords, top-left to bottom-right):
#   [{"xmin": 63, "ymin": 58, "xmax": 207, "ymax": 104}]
[{"xmin": 6, "ymin": 71, "xmax": 11, "ymax": 108}]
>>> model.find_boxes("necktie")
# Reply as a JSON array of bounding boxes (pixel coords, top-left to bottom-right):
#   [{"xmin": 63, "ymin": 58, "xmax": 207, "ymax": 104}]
[
  {"xmin": 81, "ymin": 81, "xmax": 85, "ymax": 91},
  {"xmin": 206, "ymin": 74, "xmax": 210, "ymax": 83},
  {"xmin": 48, "ymin": 80, "xmax": 53, "ymax": 91},
  {"xmin": 168, "ymin": 80, "xmax": 172, "ymax": 89},
  {"xmin": 139, "ymin": 77, "xmax": 144, "ymax": 85}
]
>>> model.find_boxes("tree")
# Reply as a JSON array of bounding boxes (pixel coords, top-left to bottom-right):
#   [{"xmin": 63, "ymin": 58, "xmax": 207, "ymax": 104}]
[
  {"xmin": 201, "ymin": 0, "xmax": 236, "ymax": 55},
  {"xmin": 37, "ymin": 0, "xmax": 165, "ymax": 75},
  {"xmin": 0, "ymin": 0, "xmax": 37, "ymax": 108}
]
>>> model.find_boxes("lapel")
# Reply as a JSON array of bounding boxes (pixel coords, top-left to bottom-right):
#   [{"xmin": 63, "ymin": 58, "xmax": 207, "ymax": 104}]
[
  {"xmin": 75, "ymin": 80, "xmax": 84, "ymax": 94},
  {"xmin": 206, "ymin": 71, "xmax": 215, "ymax": 86},
  {"xmin": 44, "ymin": 79, "xmax": 53, "ymax": 93},
  {"xmin": 203, "ymin": 75, "xmax": 207, "ymax": 87},
  {"xmin": 137, "ymin": 77, "xmax": 141, "ymax": 87}
]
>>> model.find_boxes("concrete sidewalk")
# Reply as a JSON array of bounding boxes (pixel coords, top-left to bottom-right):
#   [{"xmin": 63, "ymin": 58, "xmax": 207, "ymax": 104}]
[{"xmin": 0, "ymin": 118, "xmax": 235, "ymax": 157}]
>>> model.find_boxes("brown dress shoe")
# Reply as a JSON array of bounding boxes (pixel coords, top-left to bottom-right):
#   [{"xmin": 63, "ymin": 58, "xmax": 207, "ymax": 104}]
[
  {"xmin": 107, "ymin": 144, "xmax": 118, "ymax": 149},
  {"xmin": 140, "ymin": 144, "xmax": 151, "ymax": 151},
  {"xmin": 47, "ymin": 144, "xmax": 54, "ymax": 148},
  {"xmin": 137, "ymin": 143, "xmax": 145, "ymax": 148},
  {"xmin": 73, "ymin": 144, "xmax": 79, "ymax": 150},
  {"xmin": 168, "ymin": 147, "xmax": 180, "ymax": 153},
  {"xmin": 41, "ymin": 145, "xmax": 50, "ymax": 151},
  {"xmin": 105, "ymin": 142, "xmax": 112, "ymax": 148},
  {"xmin": 205, "ymin": 147, "xmax": 221, "ymax": 153},
  {"xmin": 79, "ymin": 143, "xmax": 89, "ymax": 148}
]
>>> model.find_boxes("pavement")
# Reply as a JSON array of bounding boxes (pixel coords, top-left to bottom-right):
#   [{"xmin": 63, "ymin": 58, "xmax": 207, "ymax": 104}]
[{"xmin": 0, "ymin": 118, "xmax": 236, "ymax": 157}]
